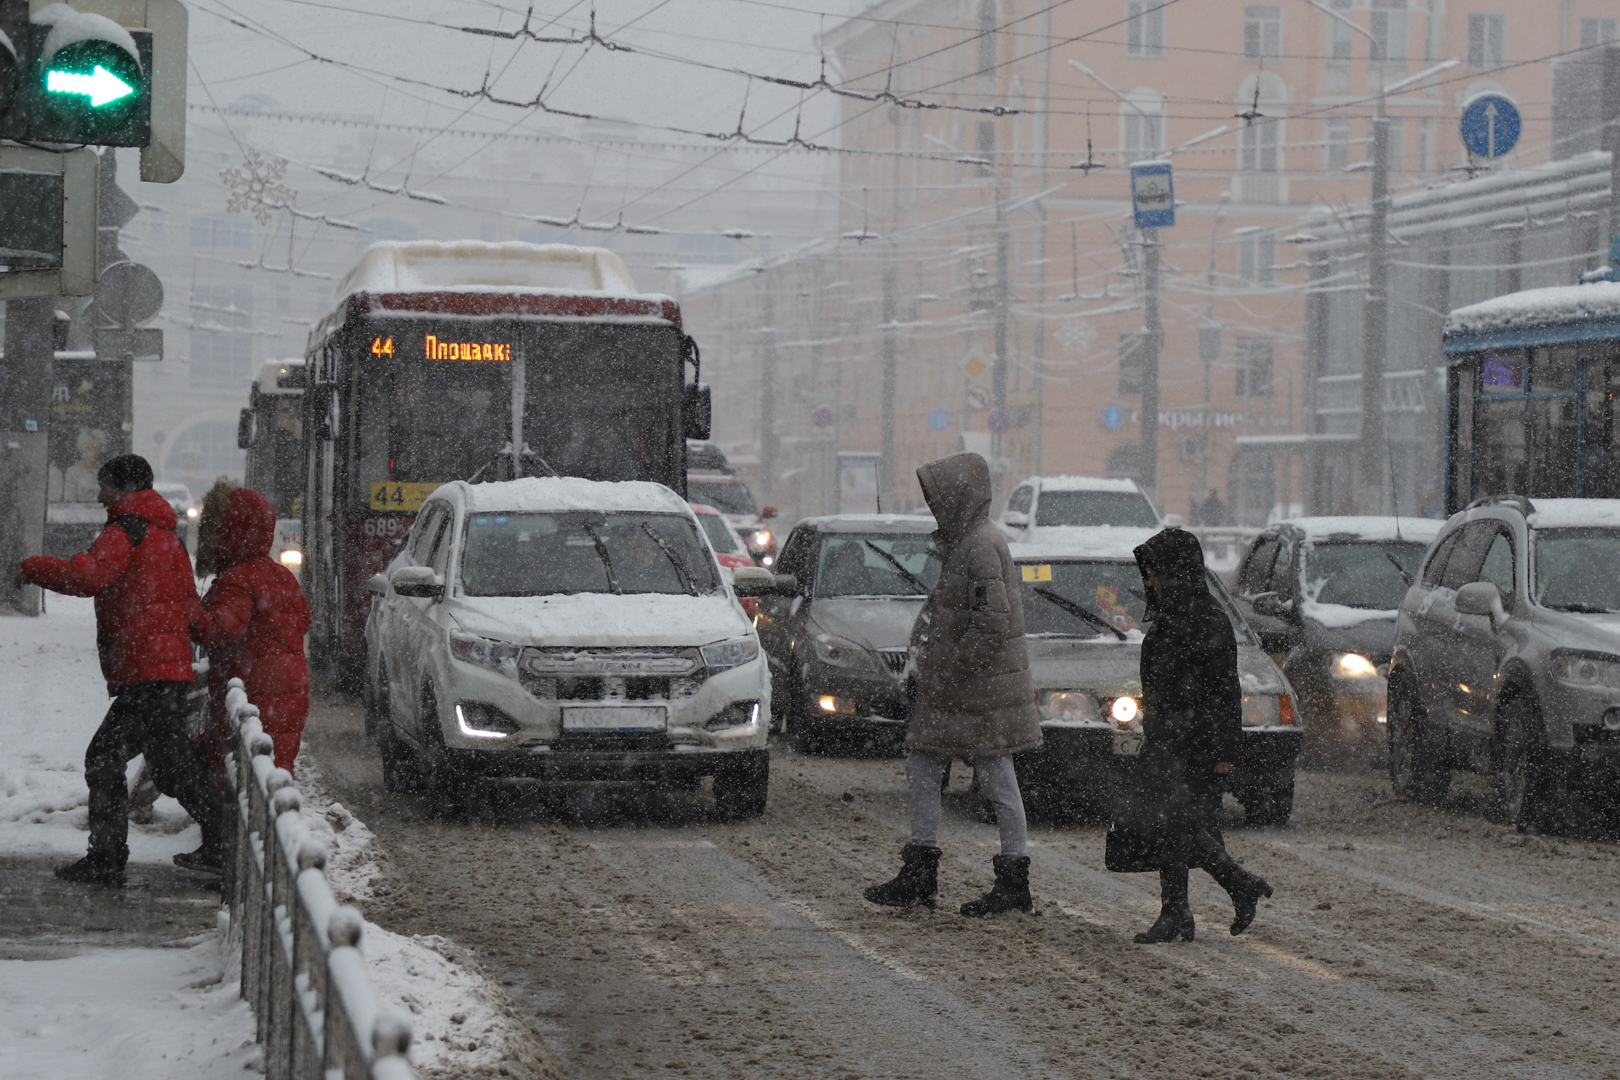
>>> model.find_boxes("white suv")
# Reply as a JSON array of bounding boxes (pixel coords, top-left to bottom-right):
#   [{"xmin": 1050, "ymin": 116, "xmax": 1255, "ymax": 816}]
[
  {"xmin": 363, "ymin": 477, "xmax": 778, "ymax": 819},
  {"xmin": 1000, "ymin": 476, "xmax": 1165, "ymax": 546}
]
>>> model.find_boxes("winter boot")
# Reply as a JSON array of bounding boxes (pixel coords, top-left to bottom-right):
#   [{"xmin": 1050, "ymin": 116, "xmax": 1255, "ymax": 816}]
[
  {"xmin": 54, "ymin": 855, "xmax": 126, "ymax": 888},
  {"xmin": 863, "ymin": 843, "xmax": 941, "ymax": 910},
  {"xmin": 1135, "ymin": 866, "xmax": 1195, "ymax": 943},
  {"xmin": 959, "ymin": 854, "xmax": 1032, "ymax": 917},
  {"xmin": 173, "ymin": 847, "xmax": 224, "ymax": 876},
  {"xmin": 1206, "ymin": 855, "xmax": 1272, "ymax": 935}
]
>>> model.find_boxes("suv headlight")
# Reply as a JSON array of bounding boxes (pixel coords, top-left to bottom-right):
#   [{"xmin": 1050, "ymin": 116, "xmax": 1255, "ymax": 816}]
[
  {"xmin": 1334, "ymin": 652, "xmax": 1378, "ymax": 678},
  {"xmin": 450, "ymin": 632, "xmax": 523, "ymax": 678},
  {"xmin": 701, "ymin": 636, "xmax": 759, "ymax": 670},
  {"xmin": 811, "ymin": 632, "xmax": 882, "ymax": 673},
  {"xmin": 1040, "ymin": 691, "xmax": 1100, "ymax": 723},
  {"xmin": 1550, "ymin": 650, "xmax": 1620, "ymax": 688}
]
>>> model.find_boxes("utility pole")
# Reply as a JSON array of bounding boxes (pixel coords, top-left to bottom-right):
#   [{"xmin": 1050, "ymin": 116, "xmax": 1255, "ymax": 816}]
[
  {"xmin": 1140, "ymin": 228, "xmax": 1162, "ymax": 497},
  {"xmin": 879, "ymin": 265, "xmax": 897, "ymax": 510},
  {"xmin": 1605, "ymin": 46, "xmax": 1620, "ymax": 245},
  {"xmin": 758, "ymin": 283, "xmax": 778, "ymax": 507},
  {"xmin": 991, "ymin": 181, "xmax": 1010, "ymax": 504},
  {"xmin": 0, "ymin": 298, "xmax": 54, "ymax": 615},
  {"xmin": 1358, "ymin": 109, "xmax": 1391, "ymax": 515}
]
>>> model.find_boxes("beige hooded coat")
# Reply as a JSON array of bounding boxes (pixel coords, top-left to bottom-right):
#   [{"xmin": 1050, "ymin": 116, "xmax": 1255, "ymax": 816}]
[{"xmin": 906, "ymin": 452, "xmax": 1042, "ymax": 757}]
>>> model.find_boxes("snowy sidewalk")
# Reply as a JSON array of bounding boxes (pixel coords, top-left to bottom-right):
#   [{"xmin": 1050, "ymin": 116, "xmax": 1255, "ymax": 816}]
[{"xmin": 0, "ymin": 598, "xmax": 258, "ymax": 1077}]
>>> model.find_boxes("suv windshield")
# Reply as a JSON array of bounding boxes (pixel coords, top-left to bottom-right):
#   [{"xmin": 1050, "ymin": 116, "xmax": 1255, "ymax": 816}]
[
  {"xmin": 815, "ymin": 534, "xmax": 940, "ymax": 597},
  {"xmin": 1034, "ymin": 490, "xmax": 1158, "ymax": 528},
  {"xmin": 1304, "ymin": 541, "xmax": 1427, "ymax": 609},
  {"xmin": 1535, "ymin": 528, "xmax": 1620, "ymax": 612},
  {"xmin": 1019, "ymin": 560, "xmax": 1144, "ymax": 636},
  {"xmin": 460, "ymin": 511, "xmax": 719, "ymax": 597},
  {"xmin": 687, "ymin": 478, "xmax": 757, "ymax": 516}
]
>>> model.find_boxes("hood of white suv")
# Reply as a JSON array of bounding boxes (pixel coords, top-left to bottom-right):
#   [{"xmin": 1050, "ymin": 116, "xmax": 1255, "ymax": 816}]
[{"xmin": 447, "ymin": 593, "xmax": 753, "ymax": 649}]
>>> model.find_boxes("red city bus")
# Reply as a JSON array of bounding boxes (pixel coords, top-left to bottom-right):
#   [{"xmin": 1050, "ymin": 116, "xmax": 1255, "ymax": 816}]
[{"xmin": 300, "ymin": 242, "xmax": 710, "ymax": 683}]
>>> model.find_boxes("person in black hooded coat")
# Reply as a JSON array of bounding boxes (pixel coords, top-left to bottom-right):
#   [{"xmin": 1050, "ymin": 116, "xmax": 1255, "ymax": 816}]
[{"xmin": 1124, "ymin": 528, "xmax": 1273, "ymax": 942}]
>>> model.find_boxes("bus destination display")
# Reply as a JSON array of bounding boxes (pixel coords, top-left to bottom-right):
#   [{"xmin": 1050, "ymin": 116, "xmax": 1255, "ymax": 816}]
[{"xmin": 370, "ymin": 335, "xmax": 514, "ymax": 362}]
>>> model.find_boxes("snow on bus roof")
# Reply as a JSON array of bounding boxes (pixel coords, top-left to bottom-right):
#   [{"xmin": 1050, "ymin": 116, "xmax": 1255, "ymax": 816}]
[
  {"xmin": 1445, "ymin": 280, "xmax": 1620, "ymax": 341},
  {"xmin": 451, "ymin": 477, "xmax": 693, "ymax": 517},
  {"xmin": 335, "ymin": 241, "xmax": 642, "ymax": 299}
]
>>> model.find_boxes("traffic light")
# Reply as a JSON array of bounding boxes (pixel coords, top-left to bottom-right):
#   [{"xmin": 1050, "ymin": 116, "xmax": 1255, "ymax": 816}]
[{"xmin": 0, "ymin": 10, "xmax": 151, "ymax": 146}]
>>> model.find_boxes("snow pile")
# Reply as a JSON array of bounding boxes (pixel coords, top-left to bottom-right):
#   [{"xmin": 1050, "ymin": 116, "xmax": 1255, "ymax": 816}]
[
  {"xmin": 284, "ymin": 757, "xmax": 384, "ymax": 905},
  {"xmin": 1446, "ymin": 279, "xmax": 1620, "ymax": 338},
  {"xmin": 1525, "ymin": 497, "xmax": 1620, "ymax": 528},
  {"xmin": 0, "ymin": 597, "xmax": 201, "ymax": 862},
  {"xmin": 0, "ymin": 927, "xmax": 258, "ymax": 1079},
  {"xmin": 337, "ymin": 241, "xmax": 641, "ymax": 298}
]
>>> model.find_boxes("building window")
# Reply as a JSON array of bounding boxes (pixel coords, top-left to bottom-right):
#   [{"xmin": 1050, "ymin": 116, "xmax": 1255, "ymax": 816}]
[
  {"xmin": 1582, "ymin": 18, "xmax": 1619, "ymax": 48},
  {"xmin": 1125, "ymin": 1, "xmax": 1164, "ymax": 58},
  {"xmin": 1467, "ymin": 14, "xmax": 1504, "ymax": 69},
  {"xmin": 1239, "ymin": 116, "xmax": 1281, "ymax": 172},
  {"xmin": 1119, "ymin": 90, "xmax": 1164, "ymax": 165},
  {"xmin": 1237, "ymin": 232, "xmax": 1277, "ymax": 286},
  {"xmin": 1325, "ymin": 117, "xmax": 1350, "ymax": 171},
  {"xmin": 1325, "ymin": 0, "xmax": 1353, "ymax": 92},
  {"xmin": 1369, "ymin": 0, "xmax": 1407, "ymax": 80},
  {"xmin": 1243, "ymin": 5, "xmax": 1281, "ymax": 62},
  {"xmin": 1235, "ymin": 337, "xmax": 1275, "ymax": 395}
]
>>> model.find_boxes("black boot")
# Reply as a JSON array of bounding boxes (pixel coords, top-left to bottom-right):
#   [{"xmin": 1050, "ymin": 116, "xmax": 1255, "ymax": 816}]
[
  {"xmin": 1206, "ymin": 855, "xmax": 1272, "ymax": 935},
  {"xmin": 863, "ymin": 843, "xmax": 940, "ymax": 910},
  {"xmin": 54, "ymin": 855, "xmax": 126, "ymax": 888},
  {"xmin": 173, "ymin": 848, "xmax": 223, "ymax": 876},
  {"xmin": 1135, "ymin": 866, "xmax": 1194, "ymax": 943},
  {"xmin": 960, "ymin": 854, "xmax": 1032, "ymax": 917}
]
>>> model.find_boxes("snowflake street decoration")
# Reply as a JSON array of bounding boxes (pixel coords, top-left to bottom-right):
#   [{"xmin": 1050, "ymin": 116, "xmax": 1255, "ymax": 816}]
[
  {"xmin": 1055, "ymin": 315, "xmax": 1096, "ymax": 355},
  {"xmin": 222, "ymin": 148, "xmax": 295, "ymax": 225}
]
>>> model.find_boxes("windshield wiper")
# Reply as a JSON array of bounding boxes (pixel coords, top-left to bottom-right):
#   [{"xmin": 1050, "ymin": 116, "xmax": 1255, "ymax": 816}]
[
  {"xmin": 578, "ymin": 524, "xmax": 621, "ymax": 595},
  {"xmin": 1548, "ymin": 601, "xmax": 1616, "ymax": 614},
  {"xmin": 1033, "ymin": 586, "xmax": 1127, "ymax": 640},
  {"xmin": 1382, "ymin": 550, "xmax": 1413, "ymax": 587},
  {"xmin": 862, "ymin": 539, "xmax": 930, "ymax": 595},
  {"xmin": 642, "ymin": 522, "xmax": 699, "ymax": 596}
]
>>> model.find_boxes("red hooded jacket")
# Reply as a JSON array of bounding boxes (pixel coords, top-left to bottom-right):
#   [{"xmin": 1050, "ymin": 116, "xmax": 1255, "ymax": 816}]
[
  {"xmin": 191, "ymin": 489, "xmax": 310, "ymax": 764},
  {"xmin": 21, "ymin": 488, "xmax": 198, "ymax": 692}
]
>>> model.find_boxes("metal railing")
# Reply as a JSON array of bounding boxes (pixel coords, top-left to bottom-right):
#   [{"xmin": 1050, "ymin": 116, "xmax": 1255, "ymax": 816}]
[{"xmin": 224, "ymin": 677, "xmax": 417, "ymax": 1080}]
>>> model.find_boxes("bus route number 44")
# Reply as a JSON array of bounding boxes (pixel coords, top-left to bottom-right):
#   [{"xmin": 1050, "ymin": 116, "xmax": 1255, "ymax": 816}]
[{"xmin": 371, "ymin": 336, "xmax": 395, "ymax": 358}]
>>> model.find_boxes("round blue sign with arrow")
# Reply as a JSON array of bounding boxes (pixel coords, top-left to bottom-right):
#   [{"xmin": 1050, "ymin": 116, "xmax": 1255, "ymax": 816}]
[
  {"xmin": 1101, "ymin": 405, "xmax": 1126, "ymax": 430},
  {"xmin": 1460, "ymin": 95, "xmax": 1520, "ymax": 159},
  {"xmin": 928, "ymin": 407, "xmax": 951, "ymax": 431}
]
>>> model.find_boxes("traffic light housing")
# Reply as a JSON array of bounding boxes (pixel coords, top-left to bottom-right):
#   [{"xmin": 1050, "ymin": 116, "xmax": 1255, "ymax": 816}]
[{"xmin": 0, "ymin": 12, "xmax": 152, "ymax": 146}]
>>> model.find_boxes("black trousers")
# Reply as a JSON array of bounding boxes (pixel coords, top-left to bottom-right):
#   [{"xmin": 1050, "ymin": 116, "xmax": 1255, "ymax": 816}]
[
  {"xmin": 85, "ymin": 681, "xmax": 225, "ymax": 869},
  {"xmin": 1160, "ymin": 792, "xmax": 1246, "ymax": 905}
]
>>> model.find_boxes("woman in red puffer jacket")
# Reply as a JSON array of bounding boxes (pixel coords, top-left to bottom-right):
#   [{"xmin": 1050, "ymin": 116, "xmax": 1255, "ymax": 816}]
[{"xmin": 192, "ymin": 487, "xmax": 310, "ymax": 776}]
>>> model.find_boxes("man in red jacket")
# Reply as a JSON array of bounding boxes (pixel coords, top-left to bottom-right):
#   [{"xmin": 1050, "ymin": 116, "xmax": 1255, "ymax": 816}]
[
  {"xmin": 192, "ymin": 487, "xmax": 310, "ymax": 778},
  {"xmin": 15, "ymin": 455, "xmax": 227, "ymax": 887}
]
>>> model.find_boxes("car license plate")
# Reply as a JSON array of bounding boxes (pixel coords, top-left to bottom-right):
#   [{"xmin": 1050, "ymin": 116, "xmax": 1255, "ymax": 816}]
[
  {"xmin": 562, "ymin": 706, "xmax": 667, "ymax": 732},
  {"xmin": 1112, "ymin": 730, "xmax": 1144, "ymax": 756}
]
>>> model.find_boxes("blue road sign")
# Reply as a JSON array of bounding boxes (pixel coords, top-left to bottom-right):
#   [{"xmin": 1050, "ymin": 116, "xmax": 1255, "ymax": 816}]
[
  {"xmin": 1460, "ymin": 95, "xmax": 1520, "ymax": 159},
  {"xmin": 1130, "ymin": 161, "xmax": 1175, "ymax": 229},
  {"xmin": 928, "ymin": 407, "xmax": 951, "ymax": 431},
  {"xmin": 1101, "ymin": 405, "xmax": 1126, "ymax": 430},
  {"xmin": 812, "ymin": 406, "xmax": 835, "ymax": 428},
  {"xmin": 988, "ymin": 408, "xmax": 1012, "ymax": 434}
]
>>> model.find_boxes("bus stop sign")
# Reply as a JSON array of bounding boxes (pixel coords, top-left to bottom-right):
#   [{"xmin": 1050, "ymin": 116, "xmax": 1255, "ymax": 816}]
[
  {"xmin": 1130, "ymin": 161, "xmax": 1175, "ymax": 229},
  {"xmin": 1460, "ymin": 95, "xmax": 1520, "ymax": 159}
]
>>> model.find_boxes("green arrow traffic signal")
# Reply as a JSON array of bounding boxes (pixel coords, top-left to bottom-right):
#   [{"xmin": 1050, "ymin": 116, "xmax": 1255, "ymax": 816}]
[{"xmin": 47, "ymin": 64, "xmax": 135, "ymax": 107}]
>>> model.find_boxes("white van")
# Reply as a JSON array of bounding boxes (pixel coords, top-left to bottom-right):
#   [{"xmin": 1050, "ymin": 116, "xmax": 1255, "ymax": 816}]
[
  {"xmin": 1000, "ymin": 476, "xmax": 1167, "ymax": 547},
  {"xmin": 363, "ymin": 477, "xmax": 787, "ymax": 819}
]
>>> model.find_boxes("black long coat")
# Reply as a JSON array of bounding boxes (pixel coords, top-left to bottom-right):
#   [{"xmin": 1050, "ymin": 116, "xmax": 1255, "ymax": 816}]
[{"xmin": 1126, "ymin": 529, "xmax": 1244, "ymax": 864}]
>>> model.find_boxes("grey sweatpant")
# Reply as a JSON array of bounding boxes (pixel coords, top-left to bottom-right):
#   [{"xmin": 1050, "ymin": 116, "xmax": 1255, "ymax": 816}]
[{"xmin": 907, "ymin": 750, "xmax": 1028, "ymax": 858}]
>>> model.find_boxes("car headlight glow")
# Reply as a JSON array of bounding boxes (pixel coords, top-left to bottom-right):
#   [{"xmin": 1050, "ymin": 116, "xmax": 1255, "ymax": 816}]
[
  {"xmin": 751, "ymin": 529, "xmax": 773, "ymax": 548},
  {"xmin": 701, "ymin": 636, "xmax": 760, "ymax": 670},
  {"xmin": 1109, "ymin": 695, "xmax": 1141, "ymax": 725},
  {"xmin": 186, "ymin": 507, "xmax": 200, "ymax": 520},
  {"xmin": 1040, "ymin": 690, "xmax": 1100, "ymax": 723},
  {"xmin": 449, "ymin": 631, "xmax": 523, "ymax": 678},
  {"xmin": 279, "ymin": 549, "xmax": 303, "ymax": 566},
  {"xmin": 1551, "ymin": 651, "xmax": 1620, "ymax": 688},
  {"xmin": 818, "ymin": 694, "xmax": 854, "ymax": 714},
  {"xmin": 811, "ymin": 632, "xmax": 881, "ymax": 672},
  {"xmin": 1334, "ymin": 652, "xmax": 1378, "ymax": 678}
]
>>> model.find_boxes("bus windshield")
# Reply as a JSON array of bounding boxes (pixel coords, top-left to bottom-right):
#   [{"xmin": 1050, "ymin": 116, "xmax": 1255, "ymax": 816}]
[
  {"xmin": 1535, "ymin": 528, "xmax": 1620, "ymax": 613},
  {"xmin": 460, "ymin": 511, "xmax": 719, "ymax": 597}
]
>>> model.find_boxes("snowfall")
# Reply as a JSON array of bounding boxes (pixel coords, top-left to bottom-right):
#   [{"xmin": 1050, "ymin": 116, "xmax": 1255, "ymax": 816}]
[{"xmin": 0, "ymin": 596, "xmax": 526, "ymax": 1078}]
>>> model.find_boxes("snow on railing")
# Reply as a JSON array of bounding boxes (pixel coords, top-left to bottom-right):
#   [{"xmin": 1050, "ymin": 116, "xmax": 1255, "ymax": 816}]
[{"xmin": 223, "ymin": 678, "xmax": 416, "ymax": 1080}]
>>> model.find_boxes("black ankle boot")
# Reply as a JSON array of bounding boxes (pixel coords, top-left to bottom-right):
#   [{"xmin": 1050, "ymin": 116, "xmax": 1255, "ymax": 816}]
[
  {"xmin": 1135, "ymin": 866, "xmax": 1194, "ymax": 943},
  {"xmin": 54, "ymin": 855, "xmax": 126, "ymax": 888},
  {"xmin": 960, "ymin": 854, "xmax": 1032, "ymax": 917},
  {"xmin": 863, "ymin": 843, "xmax": 940, "ymax": 909},
  {"xmin": 1225, "ymin": 871, "xmax": 1273, "ymax": 935}
]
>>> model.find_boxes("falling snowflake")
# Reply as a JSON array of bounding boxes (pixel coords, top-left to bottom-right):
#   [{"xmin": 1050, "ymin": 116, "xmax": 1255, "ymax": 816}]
[
  {"xmin": 1055, "ymin": 315, "xmax": 1096, "ymax": 354},
  {"xmin": 221, "ymin": 148, "xmax": 295, "ymax": 225}
]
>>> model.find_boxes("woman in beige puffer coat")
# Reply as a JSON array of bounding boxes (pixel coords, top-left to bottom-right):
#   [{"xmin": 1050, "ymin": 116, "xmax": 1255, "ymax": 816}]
[{"xmin": 864, "ymin": 451, "xmax": 1042, "ymax": 916}]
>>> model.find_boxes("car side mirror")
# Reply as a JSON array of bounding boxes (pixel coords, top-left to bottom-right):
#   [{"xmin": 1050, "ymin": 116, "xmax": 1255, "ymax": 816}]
[
  {"xmin": 365, "ymin": 574, "xmax": 388, "ymax": 597},
  {"xmin": 733, "ymin": 567, "xmax": 797, "ymax": 597},
  {"xmin": 391, "ymin": 565, "xmax": 444, "ymax": 599},
  {"xmin": 1003, "ymin": 510, "xmax": 1029, "ymax": 528},
  {"xmin": 1252, "ymin": 591, "xmax": 1296, "ymax": 619},
  {"xmin": 1455, "ymin": 581, "xmax": 1504, "ymax": 623}
]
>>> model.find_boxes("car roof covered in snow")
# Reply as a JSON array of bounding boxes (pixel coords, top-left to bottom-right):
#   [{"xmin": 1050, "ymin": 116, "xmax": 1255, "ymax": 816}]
[
  {"xmin": 1009, "ymin": 534, "xmax": 1154, "ymax": 561},
  {"xmin": 1444, "ymin": 279, "xmax": 1620, "ymax": 354},
  {"xmin": 1016, "ymin": 475, "xmax": 1142, "ymax": 493},
  {"xmin": 1274, "ymin": 516, "xmax": 1444, "ymax": 544},
  {"xmin": 1523, "ymin": 498, "xmax": 1620, "ymax": 528},
  {"xmin": 434, "ymin": 477, "xmax": 693, "ymax": 517},
  {"xmin": 797, "ymin": 514, "xmax": 937, "ymax": 533}
]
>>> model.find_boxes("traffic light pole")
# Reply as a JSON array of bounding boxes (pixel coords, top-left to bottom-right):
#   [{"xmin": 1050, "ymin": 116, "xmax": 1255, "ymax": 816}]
[
  {"xmin": 1140, "ymin": 228, "xmax": 1162, "ymax": 498},
  {"xmin": 0, "ymin": 297, "xmax": 54, "ymax": 615}
]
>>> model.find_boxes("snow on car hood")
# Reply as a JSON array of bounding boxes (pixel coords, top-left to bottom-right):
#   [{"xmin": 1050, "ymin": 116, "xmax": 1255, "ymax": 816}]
[
  {"xmin": 808, "ymin": 596, "xmax": 927, "ymax": 651},
  {"xmin": 445, "ymin": 592, "xmax": 752, "ymax": 648},
  {"xmin": 1303, "ymin": 600, "xmax": 1400, "ymax": 629}
]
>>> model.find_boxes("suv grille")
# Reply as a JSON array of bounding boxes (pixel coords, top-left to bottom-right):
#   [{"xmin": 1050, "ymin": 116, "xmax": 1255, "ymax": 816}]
[
  {"xmin": 521, "ymin": 674, "xmax": 702, "ymax": 702},
  {"xmin": 877, "ymin": 649, "xmax": 909, "ymax": 675}
]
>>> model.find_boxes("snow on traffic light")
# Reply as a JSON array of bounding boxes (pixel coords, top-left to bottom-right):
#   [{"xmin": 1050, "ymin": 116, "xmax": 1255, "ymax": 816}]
[{"xmin": 0, "ymin": 7, "xmax": 153, "ymax": 147}]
